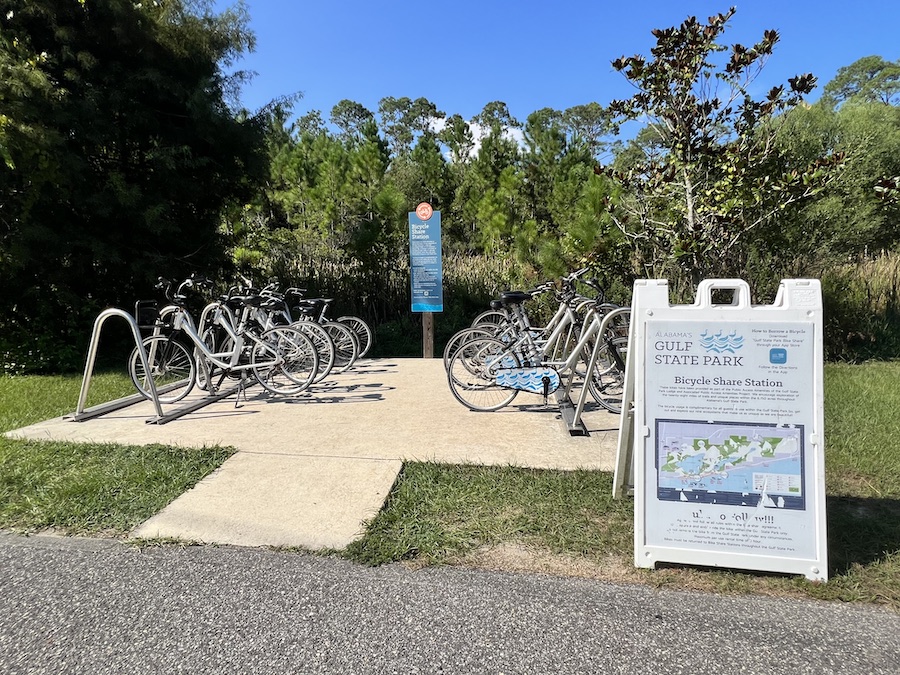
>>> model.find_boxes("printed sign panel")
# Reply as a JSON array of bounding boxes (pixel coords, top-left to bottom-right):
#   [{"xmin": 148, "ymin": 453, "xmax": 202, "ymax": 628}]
[
  {"xmin": 631, "ymin": 279, "xmax": 827, "ymax": 581},
  {"xmin": 408, "ymin": 207, "xmax": 443, "ymax": 312}
]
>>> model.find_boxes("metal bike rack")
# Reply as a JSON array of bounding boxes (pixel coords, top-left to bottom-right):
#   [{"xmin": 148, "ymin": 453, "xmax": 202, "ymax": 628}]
[
  {"xmin": 71, "ymin": 308, "xmax": 243, "ymax": 425},
  {"xmin": 558, "ymin": 307, "xmax": 632, "ymax": 436},
  {"xmin": 72, "ymin": 308, "xmax": 166, "ymax": 422}
]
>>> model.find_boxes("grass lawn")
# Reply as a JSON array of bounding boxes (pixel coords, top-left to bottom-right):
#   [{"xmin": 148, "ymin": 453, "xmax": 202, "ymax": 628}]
[
  {"xmin": 1, "ymin": 364, "xmax": 898, "ymax": 609},
  {"xmin": 345, "ymin": 362, "xmax": 900, "ymax": 609},
  {"xmin": 0, "ymin": 372, "xmax": 235, "ymax": 535}
]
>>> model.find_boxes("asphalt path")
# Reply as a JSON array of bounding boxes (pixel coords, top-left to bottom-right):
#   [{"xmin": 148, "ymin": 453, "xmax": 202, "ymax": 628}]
[{"xmin": 1, "ymin": 533, "xmax": 898, "ymax": 674}]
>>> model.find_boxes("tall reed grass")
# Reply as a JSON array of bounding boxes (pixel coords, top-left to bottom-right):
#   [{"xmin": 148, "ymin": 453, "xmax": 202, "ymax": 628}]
[
  {"xmin": 819, "ymin": 251, "xmax": 900, "ymax": 361},
  {"xmin": 259, "ymin": 238, "xmax": 900, "ymax": 362}
]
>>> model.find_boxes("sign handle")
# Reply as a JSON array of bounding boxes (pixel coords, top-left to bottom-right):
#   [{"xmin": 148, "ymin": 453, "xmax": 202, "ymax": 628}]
[{"xmin": 695, "ymin": 279, "xmax": 752, "ymax": 308}]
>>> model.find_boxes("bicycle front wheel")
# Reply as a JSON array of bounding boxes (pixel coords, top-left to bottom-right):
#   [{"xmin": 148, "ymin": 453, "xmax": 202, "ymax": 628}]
[
  {"xmin": 587, "ymin": 336, "xmax": 627, "ymax": 414},
  {"xmin": 251, "ymin": 327, "xmax": 319, "ymax": 395},
  {"xmin": 447, "ymin": 337, "xmax": 519, "ymax": 412},
  {"xmin": 128, "ymin": 336, "xmax": 196, "ymax": 403}
]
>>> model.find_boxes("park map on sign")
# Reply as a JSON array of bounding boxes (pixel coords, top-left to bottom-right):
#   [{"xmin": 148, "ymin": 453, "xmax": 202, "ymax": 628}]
[{"xmin": 656, "ymin": 420, "xmax": 805, "ymax": 510}]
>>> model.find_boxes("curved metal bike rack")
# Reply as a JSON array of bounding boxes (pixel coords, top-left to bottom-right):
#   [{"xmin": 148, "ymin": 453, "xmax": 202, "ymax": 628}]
[
  {"xmin": 73, "ymin": 308, "xmax": 166, "ymax": 422},
  {"xmin": 558, "ymin": 306, "xmax": 632, "ymax": 435},
  {"xmin": 71, "ymin": 307, "xmax": 244, "ymax": 425}
]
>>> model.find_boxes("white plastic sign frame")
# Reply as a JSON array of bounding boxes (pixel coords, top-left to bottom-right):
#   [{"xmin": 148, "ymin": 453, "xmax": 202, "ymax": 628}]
[{"xmin": 630, "ymin": 278, "xmax": 827, "ymax": 581}]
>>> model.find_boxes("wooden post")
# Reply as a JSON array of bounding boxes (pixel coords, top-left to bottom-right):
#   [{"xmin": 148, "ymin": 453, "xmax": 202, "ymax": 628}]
[{"xmin": 422, "ymin": 311, "xmax": 434, "ymax": 358}]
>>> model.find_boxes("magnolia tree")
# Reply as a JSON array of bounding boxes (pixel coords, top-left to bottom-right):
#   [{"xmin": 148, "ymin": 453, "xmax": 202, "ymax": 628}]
[{"xmin": 602, "ymin": 7, "xmax": 844, "ymax": 285}]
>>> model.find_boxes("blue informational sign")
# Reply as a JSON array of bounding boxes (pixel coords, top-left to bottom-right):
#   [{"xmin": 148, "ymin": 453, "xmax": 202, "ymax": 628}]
[{"xmin": 408, "ymin": 206, "xmax": 443, "ymax": 312}]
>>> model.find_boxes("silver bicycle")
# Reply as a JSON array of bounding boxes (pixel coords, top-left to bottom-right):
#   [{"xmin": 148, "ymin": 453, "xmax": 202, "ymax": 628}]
[{"xmin": 129, "ymin": 277, "xmax": 319, "ymax": 403}]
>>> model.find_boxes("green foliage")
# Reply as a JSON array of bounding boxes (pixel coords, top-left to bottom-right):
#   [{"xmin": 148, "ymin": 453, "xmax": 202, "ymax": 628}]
[
  {"xmin": 772, "ymin": 101, "xmax": 900, "ymax": 259},
  {"xmin": 823, "ymin": 55, "xmax": 900, "ymax": 107},
  {"xmin": 605, "ymin": 8, "xmax": 843, "ymax": 285},
  {"xmin": 819, "ymin": 253, "xmax": 900, "ymax": 361},
  {"xmin": 0, "ymin": 0, "xmax": 266, "ymax": 372}
]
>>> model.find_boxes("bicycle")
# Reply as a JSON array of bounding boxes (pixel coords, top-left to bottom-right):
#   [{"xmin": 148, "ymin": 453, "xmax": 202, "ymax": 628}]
[
  {"xmin": 129, "ymin": 276, "xmax": 319, "ymax": 403},
  {"xmin": 446, "ymin": 281, "xmax": 629, "ymax": 413},
  {"xmin": 283, "ymin": 287, "xmax": 374, "ymax": 359},
  {"xmin": 204, "ymin": 281, "xmax": 339, "ymax": 385},
  {"xmin": 282, "ymin": 292, "xmax": 361, "ymax": 371}
]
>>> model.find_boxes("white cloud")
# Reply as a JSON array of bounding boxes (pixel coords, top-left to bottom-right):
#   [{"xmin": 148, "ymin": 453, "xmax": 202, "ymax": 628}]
[{"xmin": 427, "ymin": 117, "xmax": 525, "ymax": 162}]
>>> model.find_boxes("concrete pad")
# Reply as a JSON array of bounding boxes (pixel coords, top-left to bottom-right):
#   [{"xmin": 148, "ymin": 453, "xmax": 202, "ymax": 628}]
[
  {"xmin": 6, "ymin": 358, "xmax": 624, "ymax": 550},
  {"xmin": 131, "ymin": 453, "xmax": 402, "ymax": 550},
  {"xmin": 8, "ymin": 359, "xmax": 620, "ymax": 470}
]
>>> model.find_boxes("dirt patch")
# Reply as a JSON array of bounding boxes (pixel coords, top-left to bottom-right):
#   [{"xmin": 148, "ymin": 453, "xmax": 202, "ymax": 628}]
[
  {"xmin": 455, "ymin": 542, "xmax": 646, "ymax": 586},
  {"xmin": 449, "ymin": 543, "xmax": 827, "ymax": 603}
]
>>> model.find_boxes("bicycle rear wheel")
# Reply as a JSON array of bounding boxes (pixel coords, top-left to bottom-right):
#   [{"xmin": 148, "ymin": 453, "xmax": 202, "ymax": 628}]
[
  {"xmin": 337, "ymin": 315, "xmax": 373, "ymax": 358},
  {"xmin": 471, "ymin": 309, "xmax": 508, "ymax": 331},
  {"xmin": 447, "ymin": 337, "xmax": 519, "ymax": 412},
  {"xmin": 128, "ymin": 336, "xmax": 196, "ymax": 403},
  {"xmin": 251, "ymin": 327, "xmax": 318, "ymax": 395},
  {"xmin": 442, "ymin": 326, "xmax": 494, "ymax": 373}
]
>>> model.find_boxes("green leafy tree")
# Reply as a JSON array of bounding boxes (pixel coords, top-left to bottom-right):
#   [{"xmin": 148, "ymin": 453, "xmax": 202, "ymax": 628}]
[
  {"xmin": 823, "ymin": 55, "xmax": 900, "ymax": 107},
  {"xmin": 0, "ymin": 0, "xmax": 266, "ymax": 371},
  {"xmin": 438, "ymin": 113, "xmax": 475, "ymax": 164},
  {"xmin": 295, "ymin": 109, "xmax": 327, "ymax": 136},
  {"xmin": 604, "ymin": 7, "xmax": 842, "ymax": 285},
  {"xmin": 522, "ymin": 108, "xmax": 568, "ymax": 228},
  {"xmin": 473, "ymin": 166, "xmax": 530, "ymax": 256},
  {"xmin": 378, "ymin": 96, "xmax": 444, "ymax": 157},
  {"xmin": 473, "ymin": 100, "xmax": 520, "ymax": 135},
  {"xmin": 330, "ymin": 99, "xmax": 375, "ymax": 141},
  {"xmin": 773, "ymin": 98, "xmax": 900, "ymax": 259},
  {"xmin": 563, "ymin": 102, "xmax": 614, "ymax": 159},
  {"xmin": 452, "ymin": 109, "xmax": 521, "ymax": 252},
  {"xmin": 392, "ymin": 132, "xmax": 452, "ymax": 207}
]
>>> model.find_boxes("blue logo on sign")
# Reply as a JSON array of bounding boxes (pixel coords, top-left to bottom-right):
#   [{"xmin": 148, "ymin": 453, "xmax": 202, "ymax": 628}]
[
  {"xmin": 770, "ymin": 348, "xmax": 787, "ymax": 364},
  {"xmin": 699, "ymin": 330, "xmax": 744, "ymax": 353}
]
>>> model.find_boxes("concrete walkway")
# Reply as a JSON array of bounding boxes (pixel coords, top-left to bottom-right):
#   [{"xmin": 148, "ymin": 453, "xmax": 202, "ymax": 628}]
[{"xmin": 6, "ymin": 358, "xmax": 620, "ymax": 550}]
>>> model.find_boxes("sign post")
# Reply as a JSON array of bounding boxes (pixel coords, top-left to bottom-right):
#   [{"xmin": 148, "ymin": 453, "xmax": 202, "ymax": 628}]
[
  {"xmin": 621, "ymin": 278, "xmax": 828, "ymax": 581},
  {"xmin": 408, "ymin": 202, "xmax": 443, "ymax": 358}
]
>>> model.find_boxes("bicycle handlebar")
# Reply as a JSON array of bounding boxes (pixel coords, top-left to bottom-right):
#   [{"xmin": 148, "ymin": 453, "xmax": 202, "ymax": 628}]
[
  {"xmin": 526, "ymin": 282, "xmax": 554, "ymax": 296},
  {"xmin": 563, "ymin": 267, "xmax": 589, "ymax": 283}
]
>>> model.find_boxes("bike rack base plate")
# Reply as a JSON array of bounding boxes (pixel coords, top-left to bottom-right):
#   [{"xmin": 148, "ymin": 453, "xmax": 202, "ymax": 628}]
[{"xmin": 556, "ymin": 391, "xmax": 589, "ymax": 436}]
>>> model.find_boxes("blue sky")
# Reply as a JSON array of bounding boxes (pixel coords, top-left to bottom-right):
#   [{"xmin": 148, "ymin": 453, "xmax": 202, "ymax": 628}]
[{"xmin": 216, "ymin": 1, "xmax": 899, "ymax": 125}]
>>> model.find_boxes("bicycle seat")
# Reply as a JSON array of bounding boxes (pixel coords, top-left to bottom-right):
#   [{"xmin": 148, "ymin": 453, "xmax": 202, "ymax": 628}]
[
  {"xmin": 259, "ymin": 296, "xmax": 286, "ymax": 310},
  {"xmin": 500, "ymin": 291, "xmax": 532, "ymax": 305},
  {"xmin": 232, "ymin": 295, "xmax": 264, "ymax": 308}
]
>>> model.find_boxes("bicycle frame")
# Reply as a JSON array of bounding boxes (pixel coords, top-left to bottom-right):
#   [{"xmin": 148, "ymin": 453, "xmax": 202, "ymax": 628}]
[
  {"xmin": 500, "ymin": 296, "xmax": 592, "ymax": 369},
  {"xmin": 481, "ymin": 304, "xmax": 615, "ymax": 383},
  {"xmin": 149, "ymin": 303, "xmax": 287, "ymax": 377}
]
